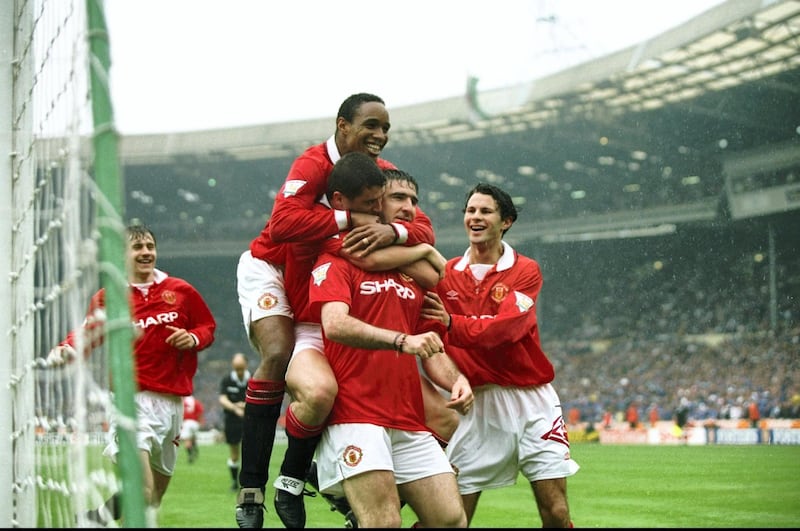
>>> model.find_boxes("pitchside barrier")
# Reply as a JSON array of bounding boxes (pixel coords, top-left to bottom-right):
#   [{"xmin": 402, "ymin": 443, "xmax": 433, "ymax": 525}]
[{"xmin": 570, "ymin": 419, "xmax": 800, "ymax": 445}]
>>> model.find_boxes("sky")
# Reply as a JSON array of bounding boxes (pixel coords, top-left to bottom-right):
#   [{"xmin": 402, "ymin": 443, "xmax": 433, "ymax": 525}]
[{"xmin": 105, "ymin": 0, "xmax": 726, "ymax": 135}]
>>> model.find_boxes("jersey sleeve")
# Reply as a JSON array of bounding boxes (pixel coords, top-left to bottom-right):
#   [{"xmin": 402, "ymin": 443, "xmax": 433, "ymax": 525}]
[
  {"xmin": 61, "ymin": 288, "xmax": 106, "ymax": 353},
  {"xmin": 391, "ymin": 206, "xmax": 435, "ymax": 246},
  {"xmin": 269, "ymin": 154, "xmax": 343, "ymax": 243},
  {"xmin": 182, "ymin": 283, "xmax": 217, "ymax": 350}
]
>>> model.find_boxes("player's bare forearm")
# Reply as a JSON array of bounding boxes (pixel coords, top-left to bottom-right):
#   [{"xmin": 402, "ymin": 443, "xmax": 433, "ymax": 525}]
[{"xmin": 422, "ymin": 354, "xmax": 473, "ymax": 414}]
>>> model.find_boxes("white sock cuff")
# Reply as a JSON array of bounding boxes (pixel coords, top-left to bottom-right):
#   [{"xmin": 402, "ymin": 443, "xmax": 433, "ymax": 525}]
[{"xmin": 273, "ymin": 475, "xmax": 305, "ymax": 496}]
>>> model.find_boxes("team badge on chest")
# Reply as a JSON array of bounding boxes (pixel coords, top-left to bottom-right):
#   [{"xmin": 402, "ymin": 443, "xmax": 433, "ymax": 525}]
[
  {"xmin": 162, "ymin": 290, "xmax": 176, "ymax": 304},
  {"xmin": 490, "ymin": 283, "xmax": 509, "ymax": 303}
]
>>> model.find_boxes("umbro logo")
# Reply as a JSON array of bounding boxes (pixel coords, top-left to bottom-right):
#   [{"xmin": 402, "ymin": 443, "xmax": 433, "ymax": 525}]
[
  {"xmin": 445, "ymin": 289, "xmax": 459, "ymax": 300},
  {"xmin": 541, "ymin": 416, "xmax": 570, "ymax": 447}
]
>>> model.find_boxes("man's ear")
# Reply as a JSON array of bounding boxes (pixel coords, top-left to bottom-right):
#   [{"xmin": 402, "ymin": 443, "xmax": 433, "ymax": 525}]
[
  {"xmin": 335, "ymin": 116, "xmax": 349, "ymax": 135},
  {"xmin": 330, "ymin": 190, "xmax": 347, "ymax": 210}
]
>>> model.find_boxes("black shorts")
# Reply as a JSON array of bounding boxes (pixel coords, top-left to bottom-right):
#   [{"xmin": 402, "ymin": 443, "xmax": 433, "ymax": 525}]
[{"xmin": 224, "ymin": 418, "xmax": 244, "ymax": 445}]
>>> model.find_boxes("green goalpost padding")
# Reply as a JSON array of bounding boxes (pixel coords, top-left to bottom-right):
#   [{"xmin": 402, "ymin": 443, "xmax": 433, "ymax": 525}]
[{"xmin": 86, "ymin": 0, "xmax": 146, "ymax": 526}]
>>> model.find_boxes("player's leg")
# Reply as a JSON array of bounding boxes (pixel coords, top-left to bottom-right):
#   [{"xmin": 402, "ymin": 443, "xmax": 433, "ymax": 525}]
[
  {"xmin": 460, "ymin": 492, "xmax": 481, "ymax": 524},
  {"xmin": 342, "ymin": 470, "xmax": 402, "ymax": 528},
  {"xmin": 316, "ymin": 424, "xmax": 400, "ymax": 528},
  {"xmin": 520, "ymin": 384, "xmax": 579, "ymax": 528},
  {"xmin": 445, "ymin": 386, "xmax": 518, "ymax": 526},
  {"xmin": 235, "ymin": 251, "xmax": 295, "ymax": 528},
  {"xmin": 227, "ymin": 422, "xmax": 243, "ymax": 491},
  {"xmin": 531, "ymin": 477, "xmax": 572, "ymax": 528},
  {"xmin": 399, "ymin": 472, "xmax": 466, "ymax": 528},
  {"xmin": 180, "ymin": 420, "xmax": 196, "ymax": 463},
  {"xmin": 236, "ymin": 313, "xmax": 293, "ymax": 527},
  {"xmin": 274, "ymin": 325, "xmax": 335, "ymax": 528},
  {"xmin": 150, "ymin": 466, "xmax": 171, "ymax": 509},
  {"xmin": 393, "ymin": 430, "xmax": 466, "ymax": 528},
  {"xmin": 143, "ymin": 463, "xmax": 171, "ymax": 527}
]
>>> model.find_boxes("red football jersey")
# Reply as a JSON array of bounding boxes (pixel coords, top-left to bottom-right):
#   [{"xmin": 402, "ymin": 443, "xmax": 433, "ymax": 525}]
[
  {"xmin": 309, "ymin": 252, "xmax": 445, "ymax": 430},
  {"xmin": 183, "ymin": 395, "xmax": 204, "ymax": 422},
  {"xmin": 435, "ymin": 242, "xmax": 555, "ymax": 388},
  {"xmin": 62, "ymin": 269, "xmax": 216, "ymax": 396}
]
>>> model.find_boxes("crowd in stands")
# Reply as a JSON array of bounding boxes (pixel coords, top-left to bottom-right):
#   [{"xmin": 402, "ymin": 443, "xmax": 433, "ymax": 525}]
[{"xmin": 537, "ymin": 218, "xmax": 799, "ymax": 427}]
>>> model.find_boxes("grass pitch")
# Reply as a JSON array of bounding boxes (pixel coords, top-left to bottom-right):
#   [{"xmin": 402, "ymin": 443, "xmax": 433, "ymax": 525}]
[{"xmin": 150, "ymin": 441, "xmax": 800, "ymax": 528}]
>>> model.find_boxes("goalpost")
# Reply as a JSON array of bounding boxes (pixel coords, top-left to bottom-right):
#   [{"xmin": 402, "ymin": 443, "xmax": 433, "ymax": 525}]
[{"xmin": 3, "ymin": 0, "xmax": 143, "ymax": 527}]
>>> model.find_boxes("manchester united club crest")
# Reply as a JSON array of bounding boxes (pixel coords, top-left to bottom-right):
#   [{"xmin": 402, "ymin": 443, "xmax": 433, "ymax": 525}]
[
  {"xmin": 258, "ymin": 293, "xmax": 278, "ymax": 310},
  {"xmin": 162, "ymin": 290, "xmax": 177, "ymax": 304},
  {"xmin": 490, "ymin": 283, "xmax": 509, "ymax": 303},
  {"xmin": 342, "ymin": 445, "xmax": 363, "ymax": 467}
]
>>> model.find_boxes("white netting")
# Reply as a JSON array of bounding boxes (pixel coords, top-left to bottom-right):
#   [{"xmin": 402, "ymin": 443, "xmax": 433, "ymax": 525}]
[{"xmin": 6, "ymin": 0, "xmax": 118, "ymax": 527}]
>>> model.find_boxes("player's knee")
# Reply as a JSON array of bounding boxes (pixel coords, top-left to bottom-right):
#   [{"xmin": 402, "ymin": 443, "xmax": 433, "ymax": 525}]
[
  {"xmin": 306, "ymin": 380, "xmax": 337, "ymax": 412},
  {"xmin": 291, "ymin": 374, "xmax": 336, "ymax": 413}
]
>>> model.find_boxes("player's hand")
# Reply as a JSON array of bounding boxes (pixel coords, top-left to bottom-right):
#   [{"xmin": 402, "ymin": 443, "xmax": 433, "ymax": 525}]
[
  {"xmin": 446, "ymin": 374, "xmax": 474, "ymax": 415},
  {"xmin": 46, "ymin": 344, "xmax": 77, "ymax": 367},
  {"xmin": 421, "ymin": 292, "xmax": 449, "ymax": 326},
  {"xmin": 401, "ymin": 331, "xmax": 444, "ymax": 359},
  {"xmin": 343, "ymin": 223, "xmax": 395, "ymax": 256},
  {"xmin": 165, "ymin": 325, "xmax": 198, "ymax": 350}
]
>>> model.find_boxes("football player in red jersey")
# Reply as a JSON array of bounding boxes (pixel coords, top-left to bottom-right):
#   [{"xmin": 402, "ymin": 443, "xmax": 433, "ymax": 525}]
[
  {"xmin": 50, "ymin": 224, "xmax": 216, "ymax": 526},
  {"xmin": 234, "ymin": 93, "xmax": 434, "ymax": 528},
  {"xmin": 307, "ymin": 156, "xmax": 471, "ymax": 528},
  {"xmin": 423, "ymin": 183, "xmax": 579, "ymax": 527},
  {"xmin": 181, "ymin": 395, "xmax": 205, "ymax": 463}
]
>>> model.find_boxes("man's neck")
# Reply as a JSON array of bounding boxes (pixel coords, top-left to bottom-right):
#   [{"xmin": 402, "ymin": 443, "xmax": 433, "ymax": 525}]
[
  {"xmin": 469, "ymin": 241, "xmax": 502, "ymax": 265},
  {"xmin": 130, "ymin": 273, "xmax": 155, "ymax": 285}
]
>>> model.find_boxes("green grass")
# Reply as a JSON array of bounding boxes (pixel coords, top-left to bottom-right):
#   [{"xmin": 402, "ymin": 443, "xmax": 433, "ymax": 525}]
[{"xmin": 153, "ymin": 442, "xmax": 800, "ymax": 528}]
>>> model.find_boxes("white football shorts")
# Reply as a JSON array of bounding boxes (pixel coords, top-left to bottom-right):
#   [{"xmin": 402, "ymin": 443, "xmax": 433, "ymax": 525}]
[
  {"xmin": 446, "ymin": 383, "xmax": 580, "ymax": 494},
  {"xmin": 316, "ymin": 423, "xmax": 454, "ymax": 497},
  {"xmin": 237, "ymin": 250, "xmax": 293, "ymax": 340},
  {"xmin": 180, "ymin": 419, "xmax": 201, "ymax": 440},
  {"xmin": 103, "ymin": 390, "xmax": 183, "ymax": 476}
]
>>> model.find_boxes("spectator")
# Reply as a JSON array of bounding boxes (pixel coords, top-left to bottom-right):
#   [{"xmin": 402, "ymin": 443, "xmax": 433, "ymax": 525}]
[
  {"xmin": 627, "ymin": 402, "xmax": 640, "ymax": 429},
  {"xmin": 649, "ymin": 403, "xmax": 660, "ymax": 427},
  {"xmin": 747, "ymin": 399, "xmax": 761, "ymax": 428}
]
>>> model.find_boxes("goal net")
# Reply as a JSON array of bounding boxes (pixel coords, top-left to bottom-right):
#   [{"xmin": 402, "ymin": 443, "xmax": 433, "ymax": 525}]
[{"xmin": 3, "ymin": 0, "xmax": 141, "ymax": 527}]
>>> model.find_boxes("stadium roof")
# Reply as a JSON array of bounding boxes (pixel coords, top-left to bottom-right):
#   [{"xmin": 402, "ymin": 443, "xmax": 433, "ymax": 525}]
[{"xmin": 119, "ymin": 0, "xmax": 800, "ymax": 255}]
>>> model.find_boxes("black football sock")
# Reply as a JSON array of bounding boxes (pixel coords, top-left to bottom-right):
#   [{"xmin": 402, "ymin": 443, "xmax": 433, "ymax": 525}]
[
  {"xmin": 238, "ymin": 401, "xmax": 282, "ymax": 490},
  {"xmin": 280, "ymin": 433, "xmax": 322, "ymax": 482}
]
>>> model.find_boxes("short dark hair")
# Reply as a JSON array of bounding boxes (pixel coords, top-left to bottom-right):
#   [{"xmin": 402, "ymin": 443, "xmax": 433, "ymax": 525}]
[
  {"xmin": 464, "ymin": 182, "xmax": 518, "ymax": 233},
  {"xmin": 337, "ymin": 93, "xmax": 385, "ymax": 123},
  {"xmin": 382, "ymin": 168, "xmax": 419, "ymax": 194},
  {"xmin": 126, "ymin": 223, "xmax": 156, "ymax": 245},
  {"xmin": 326, "ymin": 152, "xmax": 386, "ymax": 200}
]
